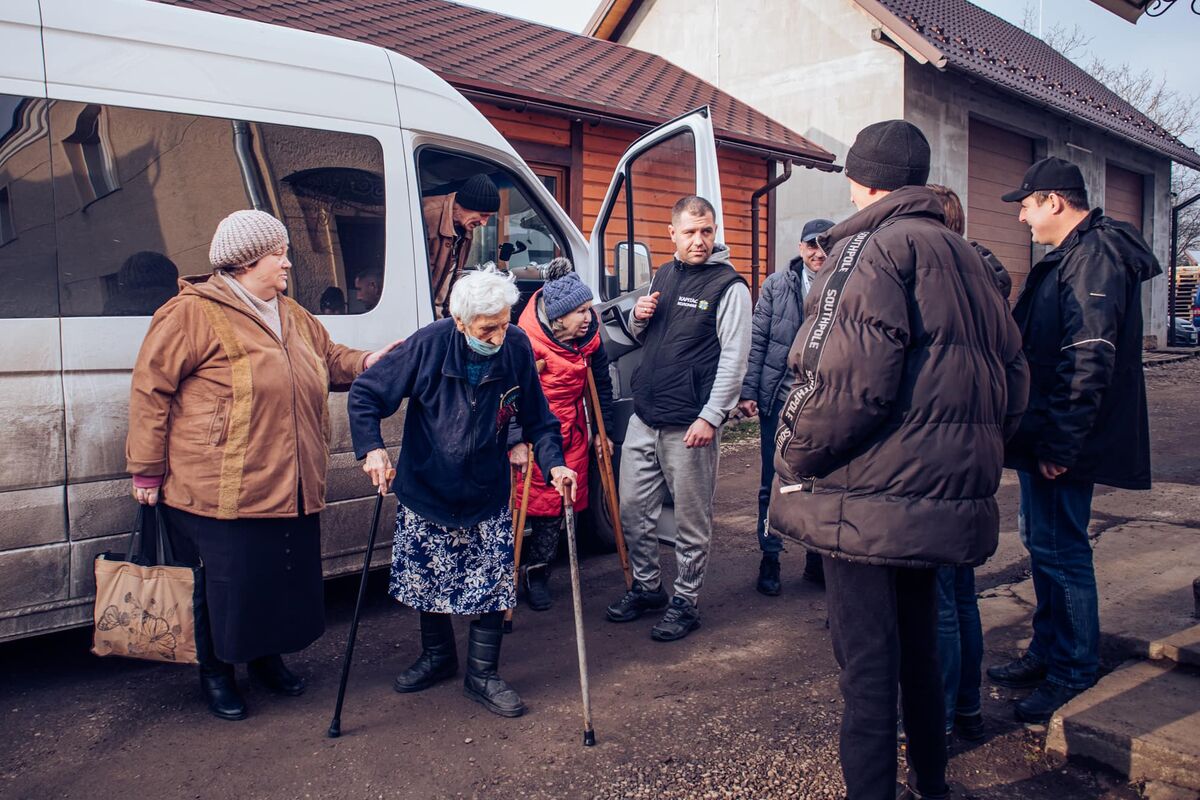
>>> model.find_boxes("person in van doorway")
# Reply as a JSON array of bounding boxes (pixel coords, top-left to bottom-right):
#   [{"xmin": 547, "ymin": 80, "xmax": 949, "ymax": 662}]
[
  {"xmin": 604, "ymin": 195, "xmax": 752, "ymax": 642},
  {"xmin": 989, "ymin": 157, "xmax": 1159, "ymax": 723},
  {"xmin": 353, "ymin": 271, "xmax": 383, "ymax": 312},
  {"xmin": 320, "ymin": 286, "xmax": 348, "ymax": 315},
  {"xmin": 127, "ymin": 210, "xmax": 401, "ymax": 721},
  {"xmin": 348, "ymin": 266, "xmax": 576, "ymax": 718},
  {"xmin": 425, "ymin": 174, "xmax": 501, "ymax": 318},
  {"xmin": 508, "ymin": 258, "xmax": 615, "ymax": 612},
  {"xmin": 737, "ymin": 217, "xmax": 833, "ymax": 596},
  {"xmin": 769, "ymin": 121, "xmax": 1028, "ymax": 800}
]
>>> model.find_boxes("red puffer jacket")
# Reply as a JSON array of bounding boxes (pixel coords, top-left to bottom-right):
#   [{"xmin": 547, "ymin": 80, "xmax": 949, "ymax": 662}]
[{"xmin": 517, "ymin": 291, "xmax": 609, "ymax": 517}]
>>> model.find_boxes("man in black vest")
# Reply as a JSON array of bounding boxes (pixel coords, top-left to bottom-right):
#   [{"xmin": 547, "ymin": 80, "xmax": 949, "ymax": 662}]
[{"xmin": 604, "ymin": 195, "xmax": 752, "ymax": 642}]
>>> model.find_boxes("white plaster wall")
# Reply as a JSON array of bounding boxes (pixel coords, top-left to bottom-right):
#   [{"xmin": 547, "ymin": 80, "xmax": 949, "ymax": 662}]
[
  {"xmin": 905, "ymin": 61, "xmax": 1171, "ymax": 343},
  {"xmin": 621, "ymin": 0, "xmax": 906, "ymax": 270}
]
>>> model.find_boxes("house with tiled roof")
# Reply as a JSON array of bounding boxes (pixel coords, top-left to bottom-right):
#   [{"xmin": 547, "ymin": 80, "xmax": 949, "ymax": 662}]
[
  {"xmin": 589, "ymin": 0, "xmax": 1200, "ymax": 342},
  {"xmin": 158, "ymin": 0, "xmax": 839, "ymax": 293}
]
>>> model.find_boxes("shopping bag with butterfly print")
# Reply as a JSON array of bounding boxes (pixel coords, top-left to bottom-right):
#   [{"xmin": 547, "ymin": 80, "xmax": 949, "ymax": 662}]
[{"xmin": 91, "ymin": 505, "xmax": 213, "ymax": 665}]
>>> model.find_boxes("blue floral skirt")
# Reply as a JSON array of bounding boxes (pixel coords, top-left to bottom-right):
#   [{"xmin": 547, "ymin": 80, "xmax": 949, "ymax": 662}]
[{"xmin": 389, "ymin": 503, "xmax": 515, "ymax": 614}]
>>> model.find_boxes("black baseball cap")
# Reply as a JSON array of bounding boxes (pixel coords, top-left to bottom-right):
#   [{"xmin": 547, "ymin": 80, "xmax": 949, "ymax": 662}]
[
  {"xmin": 801, "ymin": 218, "xmax": 835, "ymax": 243},
  {"xmin": 1001, "ymin": 156, "xmax": 1087, "ymax": 202}
]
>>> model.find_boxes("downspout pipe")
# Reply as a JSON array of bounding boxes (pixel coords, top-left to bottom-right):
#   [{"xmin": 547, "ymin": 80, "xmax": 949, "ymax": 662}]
[
  {"xmin": 1168, "ymin": 192, "xmax": 1200, "ymax": 346},
  {"xmin": 750, "ymin": 160, "xmax": 793, "ymax": 300}
]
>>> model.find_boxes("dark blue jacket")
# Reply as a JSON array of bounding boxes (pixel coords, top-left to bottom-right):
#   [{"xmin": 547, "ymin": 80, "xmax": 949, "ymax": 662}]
[
  {"xmin": 348, "ymin": 318, "xmax": 565, "ymax": 529},
  {"xmin": 741, "ymin": 259, "xmax": 806, "ymax": 416}
]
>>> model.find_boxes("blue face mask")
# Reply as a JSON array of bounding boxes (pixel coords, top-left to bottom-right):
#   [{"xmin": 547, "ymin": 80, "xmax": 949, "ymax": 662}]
[{"xmin": 465, "ymin": 331, "xmax": 502, "ymax": 357}]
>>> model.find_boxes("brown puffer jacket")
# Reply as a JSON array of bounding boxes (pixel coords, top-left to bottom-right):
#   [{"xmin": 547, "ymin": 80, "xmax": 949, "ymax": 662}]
[
  {"xmin": 768, "ymin": 186, "xmax": 1029, "ymax": 568},
  {"xmin": 126, "ymin": 275, "xmax": 367, "ymax": 519}
]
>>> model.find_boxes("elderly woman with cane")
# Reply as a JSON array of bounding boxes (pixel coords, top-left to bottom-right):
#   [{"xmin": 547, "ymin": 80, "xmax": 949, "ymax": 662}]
[
  {"xmin": 509, "ymin": 259, "xmax": 615, "ymax": 611},
  {"xmin": 348, "ymin": 266, "xmax": 576, "ymax": 718},
  {"xmin": 127, "ymin": 210, "xmax": 400, "ymax": 721}
]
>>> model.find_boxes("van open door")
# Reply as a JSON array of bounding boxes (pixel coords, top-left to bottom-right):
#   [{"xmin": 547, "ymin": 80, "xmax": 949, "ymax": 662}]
[
  {"xmin": 589, "ymin": 106, "xmax": 724, "ymax": 417},
  {"xmin": 584, "ymin": 107, "xmax": 723, "ymax": 549}
]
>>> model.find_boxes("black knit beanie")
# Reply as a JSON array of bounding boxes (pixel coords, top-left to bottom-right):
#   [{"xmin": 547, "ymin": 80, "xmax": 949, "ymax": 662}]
[
  {"xmin": 844, "ymin": 120, "xmax": 931, "ymax": 191},
  {"xmin": 455, "ymin": 174, "xmax": 501, "ymax": 213}
]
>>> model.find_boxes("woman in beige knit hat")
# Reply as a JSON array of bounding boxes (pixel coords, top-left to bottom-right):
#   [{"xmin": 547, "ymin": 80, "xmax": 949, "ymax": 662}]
[{"xmin": 126, "ymin": 209, "xmax": 400, "ymax": 721}]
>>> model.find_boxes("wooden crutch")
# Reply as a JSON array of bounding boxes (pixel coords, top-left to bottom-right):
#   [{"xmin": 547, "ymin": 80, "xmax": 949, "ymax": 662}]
[
  {"xmin": 503, "ymin": 460, "xmax": 534, "ymax": 633},
  {"xmin": 585, "ymin": 366, "xmax": 632, "ymax": 590}
]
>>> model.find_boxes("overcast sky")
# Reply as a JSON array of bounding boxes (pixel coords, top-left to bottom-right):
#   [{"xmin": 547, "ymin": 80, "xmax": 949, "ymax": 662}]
[{"xmin": 455, "ymin": 0, "xmax": 1198, "ymax": 142}]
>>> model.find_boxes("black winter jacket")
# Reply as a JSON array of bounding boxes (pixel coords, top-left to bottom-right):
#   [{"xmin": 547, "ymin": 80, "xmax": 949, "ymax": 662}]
[
  {"xmin": 741, "ymin": 262, "xmax": 806, "ymax": 416},
  {"xmin": 348, "ymin": 318, "xmax": 565, "ymax": 529},
  {"xmin": 1005, "ymin": 208, "xmax": 1159, "ymax": 489},
  {"xmin": 769, "ymin": 186, "xmax": 1029, "ymax": 568}
]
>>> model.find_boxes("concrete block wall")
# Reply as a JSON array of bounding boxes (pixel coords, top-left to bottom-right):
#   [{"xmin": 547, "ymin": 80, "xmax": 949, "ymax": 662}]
[{"xmin": 621, "ymin": 0, "xmax": 906, "ymax": 271}]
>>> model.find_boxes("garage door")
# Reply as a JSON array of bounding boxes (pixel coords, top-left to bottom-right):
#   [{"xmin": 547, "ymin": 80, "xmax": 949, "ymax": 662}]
[
  {"xmin": 967, "ymin": 119, "xmax": 1034, "ymax": 297},
  {"xmin": 1105, "ymin": 163, "xmax": 1144, "ymax": 231}
]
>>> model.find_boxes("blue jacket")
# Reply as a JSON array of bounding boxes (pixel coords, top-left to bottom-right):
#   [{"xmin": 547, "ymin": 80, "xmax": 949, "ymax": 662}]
[
  {"xmin": 348, "ymin": 318, "xmax": 565, "ymax": 529},
  {"xmin": 741, "ymin": 260, "xmax": 806, "ymax": 416}
]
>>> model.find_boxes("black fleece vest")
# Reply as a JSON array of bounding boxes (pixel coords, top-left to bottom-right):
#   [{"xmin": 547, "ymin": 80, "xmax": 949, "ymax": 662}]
[{"xmin": 632, "ymin": 259, "xmax": 745, "ymax": 427}]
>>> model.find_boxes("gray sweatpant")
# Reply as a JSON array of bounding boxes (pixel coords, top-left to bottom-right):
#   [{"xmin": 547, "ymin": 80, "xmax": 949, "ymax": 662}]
[{"xmin": 619, "ymin": 413, "xmax": 721, "ymax": 605}]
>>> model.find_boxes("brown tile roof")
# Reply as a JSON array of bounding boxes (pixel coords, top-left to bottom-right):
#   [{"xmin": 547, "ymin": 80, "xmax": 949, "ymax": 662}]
[
  {"xmin": 856, "ymin": 0, "xmax": 1200, "ymax": 169},
  {"xmin": 154, "ymin": 0, "xmax": 837, "ymax": 167}
]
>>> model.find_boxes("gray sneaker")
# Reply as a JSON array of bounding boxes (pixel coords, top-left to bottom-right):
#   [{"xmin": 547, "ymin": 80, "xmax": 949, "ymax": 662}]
[{"xmin": 650, "ymin": 596, "xmax": 700, "ymax": 641}]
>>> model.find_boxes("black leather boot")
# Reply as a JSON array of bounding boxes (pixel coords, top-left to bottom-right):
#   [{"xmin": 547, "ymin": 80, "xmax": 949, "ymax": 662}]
[
  {"xmin": 525, "ymin": 565, "xmax": 552, "ymax": 611},
  {"xmin": 463, "ymin": 620, "xmax": 525, "ymax": 717},
  {"xmin": 248, "ymin": 654, "xmax": 306, "ymax": 696},
  {"xmin": 394, "ymin": 613, "xmax": 458, "ymax": 693},
  {"xmin": 199, "ymin": 659, "xmax": 247, "ymax": 721}
]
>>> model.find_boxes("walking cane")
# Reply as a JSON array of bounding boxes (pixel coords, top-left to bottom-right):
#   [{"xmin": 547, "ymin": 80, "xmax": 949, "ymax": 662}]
[
  {"xmin": 562, "ymin": 485, "xmax": 596, "ymax": 746},
  {"xmin": 585, "ymin": 367, "xmax": 632, "ymax": 590},
  {"xmin": 327, "ymin": 466, "xmax": 395, "ymax": 739},
  {"xmin": 503, "ymin": 461, "xmax": 534, "ymax": 633}
]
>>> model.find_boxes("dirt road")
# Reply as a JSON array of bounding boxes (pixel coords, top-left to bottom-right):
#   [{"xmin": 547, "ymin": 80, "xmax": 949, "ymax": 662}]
[{"xmin": 2, "ymin": 359, "xmax": 1195, "ymax": 800}]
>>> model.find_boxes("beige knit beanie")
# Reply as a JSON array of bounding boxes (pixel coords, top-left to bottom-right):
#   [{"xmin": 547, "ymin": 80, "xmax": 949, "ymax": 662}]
[{"xmin": 209, "ymin": 210, "xmax": 289, "ymax": 270}]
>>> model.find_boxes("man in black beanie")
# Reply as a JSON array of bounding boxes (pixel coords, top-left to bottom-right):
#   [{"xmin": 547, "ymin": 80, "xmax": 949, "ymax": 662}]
[
  {"xmin": 423, "ymin": 173, "xmax": 501, "ymax": 317},
  {"xmin": 769, "ymin": 120, "xmax": 1028, "ymax": 800}
]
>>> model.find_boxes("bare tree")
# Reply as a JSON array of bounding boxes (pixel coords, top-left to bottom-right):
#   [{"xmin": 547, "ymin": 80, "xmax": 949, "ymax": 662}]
[{"xmin": 1019, "ymin": 1, "xmax": 1093, "ymax": 60}]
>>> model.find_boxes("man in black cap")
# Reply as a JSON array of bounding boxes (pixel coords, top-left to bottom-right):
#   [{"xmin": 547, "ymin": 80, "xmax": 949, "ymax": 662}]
[
  {"xmin": 423, "ymin": 173, "xmax": 501, "ymax": 318},
  {"xmin": 988, "ymin": 156, "xmax": 1159, "ymax": 723},
  {"xmin": 769, "ymin": 120, "xmax": 1028, "ymax": 800},
  {"xmin": 738, "ymin": 217, "xmax": 834, "ymax": 595}
]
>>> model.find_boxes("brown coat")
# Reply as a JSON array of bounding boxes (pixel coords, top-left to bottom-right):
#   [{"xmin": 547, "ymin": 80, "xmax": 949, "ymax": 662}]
[
  {"xmin": 126, "ymin": 275, "xmax": 368, "ymax": 519},
  {"xmin": 424, "ymin": 192, "xmax": 475, "ymax": 317},
  {"xmin": 769, "ymin": 187, "xmax": 1028, "ymax": 568}
]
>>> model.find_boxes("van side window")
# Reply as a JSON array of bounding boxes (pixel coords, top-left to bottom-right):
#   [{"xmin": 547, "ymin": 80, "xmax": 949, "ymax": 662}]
[
  {"xmin": 47, "ymin": 101, "xmax": 385, "ymax": 317},
  {"xmin": 0, "ymin": 95, "xmax": 58, "ymax": 318},
  {"xmin": 598, "ymin": 130, "xmax": 696, "ymax": 300},
  {"xmin": 417, "ymin": 149, "xmax": 566, "ymax": 319}
]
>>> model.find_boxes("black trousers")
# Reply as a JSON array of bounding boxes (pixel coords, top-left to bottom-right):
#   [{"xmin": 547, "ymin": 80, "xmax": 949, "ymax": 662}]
[{"xmin": 826, "ymin": 558, "xmax": 948, "ymax": 800}]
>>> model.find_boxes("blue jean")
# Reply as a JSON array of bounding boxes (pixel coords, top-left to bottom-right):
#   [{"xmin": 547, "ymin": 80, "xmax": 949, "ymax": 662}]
[
  {"xmin": 1017, "ymin": 471, "xmax": 1099, "ymax": 690},
  {"xmin": 936, "ymin": 566, "xmax": 982, "ymax": 730},
  {"xmin": 756, "ymin": 405, "xmax": 784, "ymax": 554}
]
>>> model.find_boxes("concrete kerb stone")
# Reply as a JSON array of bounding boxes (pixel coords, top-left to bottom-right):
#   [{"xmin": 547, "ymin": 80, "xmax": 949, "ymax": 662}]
[{"xmin": 1046, "ymin": 659, "xmax": 1200, "ymax": 792}]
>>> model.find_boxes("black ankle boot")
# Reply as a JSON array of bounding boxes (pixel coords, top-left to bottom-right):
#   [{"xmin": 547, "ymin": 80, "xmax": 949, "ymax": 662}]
[
  {"xmin": 248, "ymin": 654, "xmax": 306, "ymax": 696},
  {"xmin": 463, "ymin": 621, "xmax": 525, "ymax": 717},
  {"xmin": 394, "ymin": 615, "xmax": 458, "ymax": 693},
  {"xmin": 199, "ymin": 660, "xmax": 247, "ymax": 721},
  {"xmin": 525, "ymin": 565, "xmax": 552, "ymax": 611}
]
